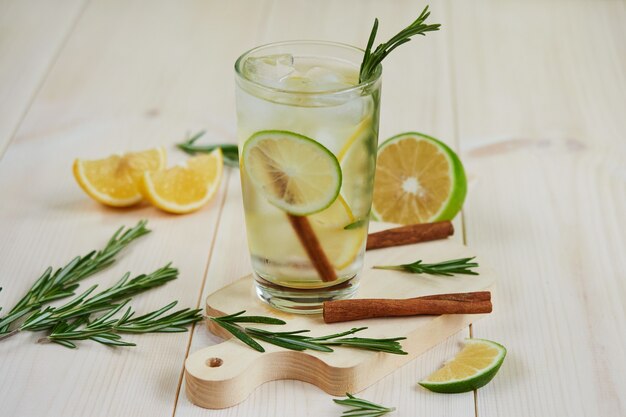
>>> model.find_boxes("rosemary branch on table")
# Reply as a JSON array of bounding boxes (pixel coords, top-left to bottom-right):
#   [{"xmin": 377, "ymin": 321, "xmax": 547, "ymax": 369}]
[
  {"xmin": 0, "ymin": 220, "xmax": 150, "ymax": 334},
  {"xmin": 177, "ymin": 130, "xmax": 239, "ymax": 167},
  {"xmin": 373, "ymin": 257, "xmax": 479, "ymax": 276},
  {"xmin": 210, "ymin": 311, "xmax": 407, "ymax": 355},
  {"xmin": 359, "ymin": 6, "xmax": 440, "ymax": 82},
  {"xmin": 17, "ymin": 264, "xmax": 178, "ymax": 333},
  {"xmin": 39, "ymin": 300, "xmax": 203, "ymax": 348},
  {"xmin": 334, "ymin": 393, "xmax": 396, "ymax": 417}
]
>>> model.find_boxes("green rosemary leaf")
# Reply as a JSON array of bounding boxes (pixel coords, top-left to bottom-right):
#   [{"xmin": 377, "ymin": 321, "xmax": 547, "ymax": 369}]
[
  {"xmin": 247, "ymin": 328, "xmax": 311, "ymax": 337},
  {"xmin": 210, "ymin": 312, "xmax": 406, "ymax": 355},
  {"xmin": 246, "ymin": 332, "xmax": 308, "ymax": 352},
  {"xmin": 334, "ymin": 393, "xmax": 396, "ymax": 417},
  {"xmin": 51, "ymin": 339, "xmax": 77, "ymax": 349},
  {"xmin": 224, "ymin": 315, "xmax": 286, "ymax": 325},
  {"xmin": 40, "ymin": 301, "xmax": 202, "ymax": 348},
  {"xmin": 373, "ymin": 257, "xmax": 479, "ymax": 276},
  {"xmin": 216, "ymin": 310, "xmax": 246, "ymax": 320},
  {"xmin": 211, "ymin": 319, "xmax": 265, "ymax": 352},
  {"xmin": 20, "ymin": 265, "xmax": 178, "ymax": 332},
  {"xmin": 246, "ymin": 328, "xmax": 334, "ymax": 352},
  {"xmin": 359, "ymin": 6, "xmax": 440, "ymax": 82},
  {"xmin": 309, "ymin": 327, "xmax": 366, "ymax": 341},
  {"xmin": 0, "ymin": 220, "xmax": 150, "ymax": 334},
  {"xmin": 177, "ymin": 131, "xmax": 239, "ymax": 167},
  {"xmin": 324, "ymin": 338, "xmax": 407, "ymax": 355},
  {"xmin": 90, "ymin": 335, "xmax": 136, "ymax": 347}
]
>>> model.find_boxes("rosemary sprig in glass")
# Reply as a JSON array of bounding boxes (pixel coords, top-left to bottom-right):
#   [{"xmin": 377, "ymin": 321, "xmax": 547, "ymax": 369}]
[
  {"xmin": 210, "ymin": 311, "xmax": 407, "ymax": 355},
  {"xmin": 334, "ymin": 393, "xmax": 396, "ymax": 417},
  {"xmin": 0, "ymin": 220, "xmax": 150, "ymax": 334},
  {"xmin": 359, "ymin": 6, "xmax": 440, "ymax": 82},
  {"xmin": 177, "ymin": 131, "xmax": 239, "ymax": 167},
  {"xmin": 39, "ymin": 300, "xmax": 203, "ymax": 349},
  {"xmin": 374, "ymin": 257, "xmax": 479, "ymax": 276},
  {"xmin": 17, "ymin": 264, "xmax": 178, "ymax": 333}
]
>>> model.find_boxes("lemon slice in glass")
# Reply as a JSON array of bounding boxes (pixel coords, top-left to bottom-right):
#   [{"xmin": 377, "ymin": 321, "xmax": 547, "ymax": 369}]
[
  {"xmin": 310, "ymin": 195, "xmax": 365, "ymax": 270},
  {"xmin": 419, "ymin": 338, "xmax": 506, "ymax": 393},
  {"xmin": 372, "ymin": 132, "xmax": 467, "ymax": 224},
  {"xmin": 242, "ymin": 130, "xmax": 342, "ymax": 216},
  {"xmin": 337, "ymin": 116, "xmax": 377, "ymax": 220},
  {"xmin": 73, "ymin": 147, "xmax": 166, "ymax": 207}
]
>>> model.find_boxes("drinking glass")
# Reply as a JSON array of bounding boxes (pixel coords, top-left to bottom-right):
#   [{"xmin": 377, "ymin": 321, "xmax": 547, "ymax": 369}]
[{"xmin": 235, "ymin": 41, "xmax": 382, "ymax": 313}]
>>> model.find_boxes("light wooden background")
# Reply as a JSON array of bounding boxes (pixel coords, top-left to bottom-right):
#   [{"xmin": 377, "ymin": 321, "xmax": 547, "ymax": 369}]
[{"xmin": 0, "ymin": 1, "xmax": 624, "ymax": 416}]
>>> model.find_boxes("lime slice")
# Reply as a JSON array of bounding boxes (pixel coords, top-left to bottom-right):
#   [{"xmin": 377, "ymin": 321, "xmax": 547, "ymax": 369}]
[
  {"xmin": 372, "ymin": 132, "xmax": 467, "ymax": 224},
  {"xmin": 242, "ymin": 130, "xmax": 342, "ymax": 216},
  {"xmin": 419, "ymin": 338, "xmax": 506, "ymax": 393}
]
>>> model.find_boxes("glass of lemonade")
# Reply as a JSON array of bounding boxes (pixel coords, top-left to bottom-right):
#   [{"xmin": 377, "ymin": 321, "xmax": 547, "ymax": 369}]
[{"xmin": 235, "ymin": 41, "xmax": 382, "ymax": 313}]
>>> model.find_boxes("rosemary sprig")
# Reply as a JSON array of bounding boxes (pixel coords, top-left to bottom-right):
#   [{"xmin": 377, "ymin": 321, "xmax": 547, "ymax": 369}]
[
  {"xmin": 359, "ymin": 6, "xmax": 440, "ymax": 82},
  {"xmin": 210, "ymin": 311, "xmax": 407, "ymax": 355},
  {"xmin": 40, "ymin": 300, "xmax": 203, "ymax": 348},
  {"xmin": 0, "ymin": 220, "xmax": 150, "ymax": 334},
  {"xmin": 374, "ymin": 257, "xmax": 479, "ymax": 276},
  {"xmin": 17, "ymin": 264, "xmax": 178, "ymax": 333},
  {"xmin": 177, "ymin": 131, "xmax": 239, "ymax": 167},
  {"xmin": 334, "ymin": 393, "xmax": 396, "ymax": 417}
]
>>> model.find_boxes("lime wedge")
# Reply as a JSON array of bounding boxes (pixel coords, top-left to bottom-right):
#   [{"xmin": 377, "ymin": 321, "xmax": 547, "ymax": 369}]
[
  {"xmin": 372, "ymin": 132, "xmax": 467, "ymax": 224},
  {"xmin": 419, "ymin": 338, "xmax": 506, "ymax": 393},
  {"xmin": 242, "ymin": 130, "xmax": 342, "ymax": 216}
]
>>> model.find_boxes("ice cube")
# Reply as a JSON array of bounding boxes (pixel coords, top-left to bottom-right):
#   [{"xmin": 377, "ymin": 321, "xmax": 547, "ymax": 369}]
[
  {"xmin": 304, "ymin": 66, "xmax": 354, "ymax": 91},
  {"xmin": 243, "ymin": 54, "xmax": 296, "ymax": 87},
  {"xmin": 304, "ymin": 66, "xmax": 342, "ymax": 85}
]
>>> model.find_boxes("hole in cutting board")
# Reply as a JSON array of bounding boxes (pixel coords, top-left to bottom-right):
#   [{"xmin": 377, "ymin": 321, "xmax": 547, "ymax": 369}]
[{"xmin": 206, "ymin": 357, "xmax": 223, "ymax": 368}]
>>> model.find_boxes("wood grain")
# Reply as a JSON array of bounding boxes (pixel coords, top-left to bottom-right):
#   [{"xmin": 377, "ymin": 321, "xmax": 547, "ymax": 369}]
[
  {"xmin": 447, "ymin": 1, "xmax": 626, "ymax": 416},
  {"xmin": 0, "ymin": 0, "xmax": 87, "ymax": 155}
]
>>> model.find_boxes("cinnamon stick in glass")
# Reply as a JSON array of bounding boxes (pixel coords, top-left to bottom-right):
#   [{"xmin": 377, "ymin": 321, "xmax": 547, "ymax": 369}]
[
  {"xmin": 323, "ymin": 291, "xmax": 491, "ymax": 323},
  {"xmin": 288, "ymin": 214, "xmax": 337, "ymax": 282}
]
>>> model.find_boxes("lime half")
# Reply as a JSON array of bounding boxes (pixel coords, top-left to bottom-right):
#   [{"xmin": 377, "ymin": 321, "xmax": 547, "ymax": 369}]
[
  {"xmin": 419, "ymin": 338, "xmax": 506, "ymax": 393},
  {"xmin": 242, "ymin": 130, "xmax": 342, "ymax": 216},
  {"xmin": 372, "ymin": 132, "xmax": 467, "ymax": 224}
]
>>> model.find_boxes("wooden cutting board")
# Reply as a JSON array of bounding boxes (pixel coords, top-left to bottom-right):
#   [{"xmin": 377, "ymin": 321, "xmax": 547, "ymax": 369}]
[{"xmin": 184, "ymin": 225, "xmax": 496, "ymax": 409}]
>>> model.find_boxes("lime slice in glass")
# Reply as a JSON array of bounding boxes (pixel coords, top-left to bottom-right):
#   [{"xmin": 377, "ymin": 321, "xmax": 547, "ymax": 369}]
[
  {"xmin": 372, "ymin": 132, "xmax": 467, "ymax": 224},
  {"xmin": 242, "ymin": 130, "xmax": 342, "ymax": 216},
  {"xmin": 419, "ymin": 338, "xmax": 507, "ymax": 393}
]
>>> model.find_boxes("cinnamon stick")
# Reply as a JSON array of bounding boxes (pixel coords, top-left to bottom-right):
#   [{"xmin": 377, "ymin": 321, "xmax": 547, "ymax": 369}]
[
  {"xmin": 366, "ymin": 221, "xmax": 454, "ymax": 250},
  {"xmin": 288, "ymin": 214, "xmax": 337, "ymax": 282},
  {"xmin": 323, "ymin": 291, "xmax": 491, "ymax": 323}
]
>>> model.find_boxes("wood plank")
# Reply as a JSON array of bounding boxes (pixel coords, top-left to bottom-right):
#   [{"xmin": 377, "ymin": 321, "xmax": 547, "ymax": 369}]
[
  {"xmin": 0, "ymin": 0, "xmax": 86, "ymax": 156},
  {"xmin": 448, "ymin": 1, "xmax": 626, "ymax": 416},
  {"xmin": 175, "ymin": 1, "xmax": 475, "ymax": 416},
  {"xmin": 0, "ymin": 0, "xmax": 241, "ymax": 416}
]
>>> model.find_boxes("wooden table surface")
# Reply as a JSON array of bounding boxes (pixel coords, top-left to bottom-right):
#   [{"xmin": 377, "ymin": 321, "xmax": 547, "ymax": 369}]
[{"xmin": 0, "ymin": 1, "xmax": 624, "ymax": 416}]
